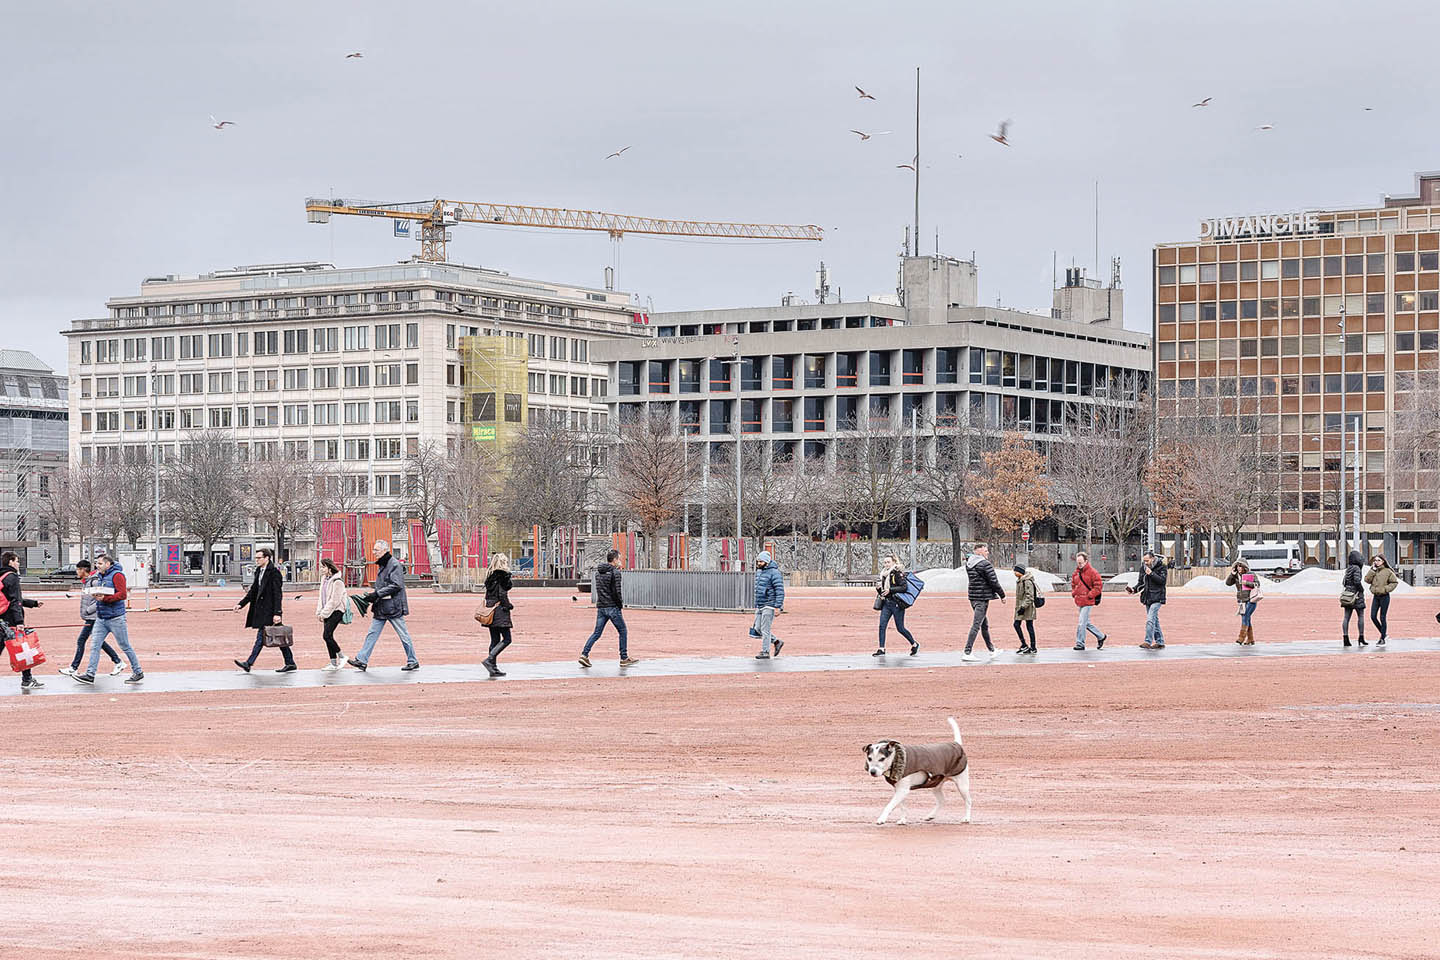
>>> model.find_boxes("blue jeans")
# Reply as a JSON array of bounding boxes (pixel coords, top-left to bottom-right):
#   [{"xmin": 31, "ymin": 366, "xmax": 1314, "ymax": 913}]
[
  {"xmin": 582, "ymin": 607, "xmax": 629, "ymax": 658},
  {"xmin": 1145, "ymin": 602, "xmax": 1165, "ymax": 645},
  {"xmin": 877, "ymin": 600, "xmax": 915, "ymax": 649},
  {"xmin": 356, "ymin": 616, "xmax": 417, "ymax": 665},
  {"xmin": 72, "ymin": 621, "xmax": 119, "ymax": 670},
  {"xmin": 1075, "ymin": 606, "xmax": 1104, "ymax": 647},
  {"xmin": 86, "ymin": 615, "xmax": 142, "ymax": 676},
  {"xmin": 1239, "ymin": 601, "xmax": 1256, "ymax": 628},
  {"xmin": 753, "ymin": 606, "xmax": 777, "ymax": 654}
]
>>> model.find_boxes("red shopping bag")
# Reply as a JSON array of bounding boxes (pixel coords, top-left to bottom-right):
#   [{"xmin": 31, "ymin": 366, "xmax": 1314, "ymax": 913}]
[{"xmin": 5, "ymin": 627, "xmax": 46, "ymax": 673}]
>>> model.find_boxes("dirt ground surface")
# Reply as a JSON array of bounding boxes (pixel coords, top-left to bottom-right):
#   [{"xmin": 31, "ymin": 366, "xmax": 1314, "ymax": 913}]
[
  {"xmin": 4, "ymin": 592, "xmax": 1439, "ymax": 958},
  {"xmin": 15, "ymin": 586, "xmax": 1440, "ymax": 671}
]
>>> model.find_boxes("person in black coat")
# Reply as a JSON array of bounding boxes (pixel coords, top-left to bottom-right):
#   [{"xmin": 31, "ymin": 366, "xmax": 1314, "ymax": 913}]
[
  {"xmin": 1341, "ymin": 549, "xmax": 1368, "ymax": 648},
  {"xmin": 2, "ymin": 550, "xmax": 44, "ymax": 690},
  {"xmin": 481, "ymin": 553, "xmax": 515, "ymax": 677},
  {"xmin": 1126, "ymin": 550, "xmax": 1168, "ymax": 649},
  {"xmin": 579, "ymin": 549, "xmax": 637, "ymax": 667},
  {"xmin": 233, "ymin": 548, "xmax": 296, "ymax": 672}
]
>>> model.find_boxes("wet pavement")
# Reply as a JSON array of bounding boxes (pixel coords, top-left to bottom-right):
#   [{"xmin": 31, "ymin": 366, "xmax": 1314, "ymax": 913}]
[{"xmin": 7, "ymin": 636, "xmax": 1439, "ymax": 698}]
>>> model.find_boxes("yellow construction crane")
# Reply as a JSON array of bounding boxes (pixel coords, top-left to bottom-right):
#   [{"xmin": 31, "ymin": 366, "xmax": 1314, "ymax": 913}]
[{"xmin": 305, "ymin": 197, "xmax": 824, "ymax": 263}]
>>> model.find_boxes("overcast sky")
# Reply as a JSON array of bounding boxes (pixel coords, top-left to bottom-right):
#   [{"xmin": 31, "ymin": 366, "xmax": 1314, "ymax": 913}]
[{"xmin": 4, "ymin": 0, "xmax": 1438, "ymax": 370}]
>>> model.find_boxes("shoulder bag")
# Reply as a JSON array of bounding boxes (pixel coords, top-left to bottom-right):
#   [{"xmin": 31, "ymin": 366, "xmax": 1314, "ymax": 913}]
[
  {"xmin": 474, "ymin": 602, "xmax": 496, "ymax": 626},
  {"xmin": 262, "ymin": 624, "xmax": 294, "ymax": 648}
]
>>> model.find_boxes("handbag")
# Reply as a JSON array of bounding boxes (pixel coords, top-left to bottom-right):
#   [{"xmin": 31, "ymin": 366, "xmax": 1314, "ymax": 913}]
[
  {"xmin": 340, "ymin": 592, "xmax": 353, "ymax": 625},
  {"xmin": 474, "ymin": 602, "xmax": 496, "ymax": 626},
  {"xmin": 1034, "ymin": 592, "xmax": 1046, "ymax": 608},
  {"xmin": 262, "ymin": 624, "xmax": 294, "ymax": 648},
  {"xmin": 1339, "ymin": 587, "xmax": 1360, "ymax": 609},
  {"xmin": 5, "ymin": 626, "xmax": 46, "ymax": 673},
  {"xmin": 872, "ymin": 595, "xmax": 885, "ymax": 611}
]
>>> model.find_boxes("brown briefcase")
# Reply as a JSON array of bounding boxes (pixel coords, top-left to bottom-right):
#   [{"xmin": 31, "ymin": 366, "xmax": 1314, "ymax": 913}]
[{"xmin": 262, "ymin": 625, "xmax": 294, "ymax": 648}]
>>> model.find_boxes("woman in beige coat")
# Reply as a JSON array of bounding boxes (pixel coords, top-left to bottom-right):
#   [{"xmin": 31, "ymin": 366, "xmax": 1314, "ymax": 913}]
[
  {"xmin": 315, "ymin": 558, "xmax": 350, "ymax": 670},
  {"xmin": 1364, "ymin": 555, "xmax": 1399, "ymax": 646}
]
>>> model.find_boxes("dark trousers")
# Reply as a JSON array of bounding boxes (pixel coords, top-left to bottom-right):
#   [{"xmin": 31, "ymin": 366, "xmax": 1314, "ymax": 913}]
[
  {"xmin": 245, "ymin": 627, "xmax": 295, "ymax": 667},
  {"xmin": 877, "ymin": 600, "xmax": 915, "ymax": 648},
  {"xmin": 1013, "ymin": 620, "xmax": 1037, "ymax": 647},
  {"xmin": 965, "ymin": 599, "xmax": 994, "ymax": 653},
  {"xmin": 486, "ymin": 626, "xmax": 512, "ymax": 664},
  {"xmin": 71, "ymin": 621, "xmax": 120, "ymax": 670},
  {"xmin": 1369, "ymin": 593, "xmax": 1390, "ymax": 639},
  {"xmin": 1342, "ymin": 605, "xmax": 1366, "ymax": 641},
  {"xmin": 582, "ymin": 607, "xmax": 629, "ymax": 658},
  {"xmin": 321, "ymin": 611, "xmax": 344, "ymax": 658}
]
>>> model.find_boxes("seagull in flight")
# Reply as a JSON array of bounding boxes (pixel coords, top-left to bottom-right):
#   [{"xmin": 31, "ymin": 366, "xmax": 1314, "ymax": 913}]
[
  {"xmin": 989, "ymin": 120, "xmax": 1011, "ymax": 146},
  {"xmin": 1192, "ymin": 97, "xmax": 1212, "ymax": 107},
  {"xmin": 209, "ymin": 115, "xmax": 235, "ymax": 129},
  {"xmin": 605, "ymin": 146, "xmax": 631, "ymax": 159},
  {"xmin": 1255, "ymin": 122, "xmax": 1275, "ymax": 131},
  {"xmin": 855, "ymin": 86, "xmax": 876, "ymax": 100},
  {"xmin": 896, "ymin": 157, "xmax": 917, "ymax": 171},
  {"xmin": 850, "ymin": 129, "xmax": 891, "ymax": 141},
  {"xmin": 344, "ymin": 51, "xmax": 364, "ymax": 59}
]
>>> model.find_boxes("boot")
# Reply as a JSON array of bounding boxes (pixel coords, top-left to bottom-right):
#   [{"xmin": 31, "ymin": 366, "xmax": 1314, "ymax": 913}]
[
  {"xmin": 1343, "ymin": 635, "xmax": 1352, "ymax": 647},
  {"xmin": 1236, "ymin": 625, "xmax": 1247, "ymax": 645},
  {"xmin": 1243, "ymin": 625, "xmax": 1255, "ymax": 645}
]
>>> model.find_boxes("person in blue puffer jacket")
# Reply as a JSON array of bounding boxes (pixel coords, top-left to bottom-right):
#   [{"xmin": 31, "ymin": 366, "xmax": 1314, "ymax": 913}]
[{"xmin": 752, "ymin": 550, "xmax": 786, "ymax": 660}]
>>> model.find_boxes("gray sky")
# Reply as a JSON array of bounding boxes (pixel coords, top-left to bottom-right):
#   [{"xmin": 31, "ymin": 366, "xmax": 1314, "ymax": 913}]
[{"xmin": 4, "ymin": 0, "xmax": 1438, "ymax": 370}]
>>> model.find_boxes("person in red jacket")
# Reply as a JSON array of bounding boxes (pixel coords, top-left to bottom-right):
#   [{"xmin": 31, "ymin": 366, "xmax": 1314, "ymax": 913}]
[{"xmin": 1070, "ymin": 551, "xmax": 1107, "ymax": 651}]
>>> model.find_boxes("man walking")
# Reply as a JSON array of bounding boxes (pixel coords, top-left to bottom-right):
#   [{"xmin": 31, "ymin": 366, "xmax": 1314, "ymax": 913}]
[
  {"xmin": 72, "ymin": 554, "xmax": 144, "ymax": 684},
  {"xmin": 963, "ymin": 543, "xmax": 1005, "ymax": 661},
  {"xmin": 1128, "ymin": 549, "xmax": 1167, "ymax": 649},
  {"xmin": 1070, "ymin": 550, "xmax": 1107, "ymax": 651},
  {"xmin": 2, "ymin": 551, "xmax": 45, "ymax": 690},
  {"xmin": 579, "ymin": 549, "xmax": 638, "ymax": 667},
  {"xmin": 58, "ymin": 559, "xmax": 124, "ymax": 677},
  {"xmin": 348, "ymin": 540, "xmax": 420, "ymax": 672},
  {"xmin": 752, "ymin": 550, "xmax": 786, "ymax": 659},
  {"xmin": 232, "ymin": 547, "xmax": 295, "ymax": 673}
]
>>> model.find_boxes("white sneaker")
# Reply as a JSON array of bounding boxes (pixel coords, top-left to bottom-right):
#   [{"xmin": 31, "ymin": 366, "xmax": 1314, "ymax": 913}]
[
  {"xmin": 962, "ymin": 652, "xmax": 977, "ymax": 662},
  {"xmin": 322, "ymin": 659, "xmax": 340, "ymax": 672},
  {"xmin": 59, "ymin": 666, "xmax": 76, "ymax": 676},
  {"xmin": 110, "ymin": 662, "xmax": 127, "ymax": 676},
  {"xmin": 988, "ymin": 649, "xmax": 999, "ymax": 659}
]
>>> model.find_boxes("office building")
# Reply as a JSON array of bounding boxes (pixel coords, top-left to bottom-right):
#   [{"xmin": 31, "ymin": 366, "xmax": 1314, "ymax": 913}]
[
  {"xmin": 0, "ymin": 350, "xmax": 69, "ymax": 570},
  {"xmin": 1153, "ymin": 170, "xmax": 1440, "ymax": 564}
]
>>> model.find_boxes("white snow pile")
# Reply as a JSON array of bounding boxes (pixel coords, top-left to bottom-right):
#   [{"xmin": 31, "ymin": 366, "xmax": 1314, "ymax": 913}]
[
  {"xmin": 918, "ymin": 566, "xmax": 1065, "ymax": 594},
  {"xmin": 1176, "ymin": 566, "xmax": 1413, "ymax": 595},
  {"xmin": 1109, "ymin": 571, "xmax": 1139, "ymax": 587}
]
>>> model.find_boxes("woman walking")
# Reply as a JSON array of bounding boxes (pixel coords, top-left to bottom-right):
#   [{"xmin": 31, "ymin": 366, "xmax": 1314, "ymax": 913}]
[
  {"xmin": 1364, "ymin": 554, "xmax": 1398, "ymax": 646},
  {"xmin": 481, "ymin": 553, "xmax": 515, "ymax": 677},
  {"xmin": 314, "ymin": 558, "xmax": 349, "ymax": 670},
  {"xmin": 1012, "ymin": 564, "xmax": 1039, "ymax": 655},
  {"xmin": 873, "ymin": 554, "xmax": 919, "ymax": 657},
  {"xmin": 233, "ymin": 547, "xmax": 296, "ymax": 673},
  {"xmin": 1225, "ymin": 559, "xmax": 1261, "ymax": 645},
  {"xmin": 1070, "ymin": 551, "xmax": 1106, "ymax": 651},
  {"xmin": 1, "ymin": 551, "xmax": 44, "ymax": 690},
  {"xmin": 1341, "ymin": 550, "xmax": 1369, "ymax": 648}
]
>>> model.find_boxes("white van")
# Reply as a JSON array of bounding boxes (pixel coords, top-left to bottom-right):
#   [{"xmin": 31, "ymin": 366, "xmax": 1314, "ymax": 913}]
[{"xmin": 1233, "ymin": 542, "xmax": 1303, "ymax": 577}]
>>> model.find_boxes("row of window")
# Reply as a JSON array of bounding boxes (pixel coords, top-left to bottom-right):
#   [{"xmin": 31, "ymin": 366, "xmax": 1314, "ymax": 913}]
[
  {"xmin": 77, "ymin": 363, "xmax": 424, "ymax": 399},
  {"xmin": 1156, "ymin": 332, "xmax": 1440, "ymax": 361},
  {"xmin": 79, "ymin": 400, "xmax": 421, "ymax": 432},
  {"xmin": 79, "ymin": 324, "xmax": 421, "ymax": 366},
  {"xmin": 111, "ymin": 291, "xmax": 420, "ymax": 320},
  {"xmin": 443, "ymin": 325, "xmax": 591, "ymax": 360},
  {"xmin": 80, "ymin": 435, "xmax": 422, "ymax": 467},
  {"xmin": 1158, "ymin": 293, "xmax": 1440, "ymax": 322},
  {"xmin": 1158, "ymin": 252, "xmax": 1440, "ymax": 285}
]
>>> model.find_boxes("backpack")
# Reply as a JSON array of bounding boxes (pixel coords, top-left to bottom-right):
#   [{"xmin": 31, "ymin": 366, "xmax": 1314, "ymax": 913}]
[
  {"xmin": 894, "ymin": 572, "xmax": 926, "ymax": 608},
  {"xmin": 0, "ymin": 572, "xmax": 10, "ymax": 617}
]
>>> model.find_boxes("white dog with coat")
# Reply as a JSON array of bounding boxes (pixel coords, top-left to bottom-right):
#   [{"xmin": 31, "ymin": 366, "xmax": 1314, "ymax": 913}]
[{"xmin": 863, "ymin": 717, "xmax": 971, "ymax": 825}]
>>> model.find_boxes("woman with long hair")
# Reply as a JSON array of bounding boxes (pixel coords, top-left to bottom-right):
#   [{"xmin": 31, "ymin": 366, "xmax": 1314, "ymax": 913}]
[
  {"xmin": 481, "ymin": 553, "xmax": 515, "ymax": 677},
  {"xmin": 314, "ymin": 558, "xmax": 349, "ymax": 670},
  {"xmin": 873, "ymin": 554, "xmax": 918, "ymax": 657},
  {"xmin": 1364, "ymin": 554, "xmax": 1398, "ymax": 645}
]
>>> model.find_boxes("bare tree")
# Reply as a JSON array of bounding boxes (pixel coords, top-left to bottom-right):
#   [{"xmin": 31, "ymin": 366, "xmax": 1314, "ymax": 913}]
[
  {"xmin": 1102, "ymin": 402, "xmax": 1153, "ymax": 555},
  {"xmin": 1050, "ymin": 402, "xmax": 1152, "ymax": 561},
  {"xmin": 249, "ymin": 452, "xmax": 319, "ymax": 572},
  {"xmin": 912, "ymin": 417, "xmax": 976, "ymax": 566},
  {"xmin": 106, "ymin": 457, "xmax": 154, "ymax": 551},
  {"xmin": 403, "ymin": 441, "xmax": 451, "ymax": 569},
  {"xmin": 34, "ymin": 463, "xmax": 76, "ymax": 567},
  {"xmin": 499, "ymin": 420, "xmax": 603, "ymax": 576},
  {"xmin": 708, "ymin": 439, "xmax": 795, "ymax": 547},
  {"xmin": 833, "ymin": 415, "xmax": 913, "ymax": 576},
  {"xmin": 440, "ymin": 441, "xmax": 499, "ymax": 586},
  {"xmin": 611, "ymin": 411, "xmax": 688, "ymax": 568},
  {"xmin": 165, "ymin": 430, "xmax": 246, "ymax": 584}
]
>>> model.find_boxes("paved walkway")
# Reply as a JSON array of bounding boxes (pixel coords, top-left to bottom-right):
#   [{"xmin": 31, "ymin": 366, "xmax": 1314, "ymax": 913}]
[{"xmin": 6, "ymin": 637, "xmax": 1439, "ymax": 698}]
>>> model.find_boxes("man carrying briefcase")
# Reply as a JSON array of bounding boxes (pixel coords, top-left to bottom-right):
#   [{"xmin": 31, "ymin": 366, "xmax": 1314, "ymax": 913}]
[{"xmin": 233, "ymin": 547, "xmax": 297, "ymax": 673}]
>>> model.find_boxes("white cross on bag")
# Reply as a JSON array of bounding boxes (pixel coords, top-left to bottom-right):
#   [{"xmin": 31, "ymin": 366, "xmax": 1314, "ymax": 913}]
[{"xmin": 12, "ymin": 640, "xmax": 39, "ymax": 668}]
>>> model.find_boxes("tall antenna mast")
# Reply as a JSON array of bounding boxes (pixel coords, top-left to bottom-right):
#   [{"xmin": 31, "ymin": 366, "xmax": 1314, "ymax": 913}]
[
  {"xmin": 914, "ymin": 66, "xmax": 921, "ymax": 258},
  {"xmin": 1094, "ymin": 179, "xmax": 1100, "ymax": 278}
]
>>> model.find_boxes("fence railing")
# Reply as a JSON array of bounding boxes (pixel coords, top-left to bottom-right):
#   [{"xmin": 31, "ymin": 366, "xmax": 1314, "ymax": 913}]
[{"xmin": 597, "ymin": 570, "xmax": 751, "ymax": 611}]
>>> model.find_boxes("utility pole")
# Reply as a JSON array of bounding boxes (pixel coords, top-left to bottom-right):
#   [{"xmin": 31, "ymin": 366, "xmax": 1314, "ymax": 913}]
[
  {"xmin": 150, "ymin": 364, "xmax": 160, "ymax": 592},
  {"xmin": 1352, "ymin": 414, "xmax": 1361, "ymax": 558},
  {"xmin": 1338, "ymin": 314, "xmax": 1347, "ymax": 561},
  {"xmin": 909, "ymin": 405, "xmax": 918, "ymax": 569},
  {"xmin": 733, "ymin": 341, "xmax": 743, "ymax": 569},
  {"xmin": 913, "ymin": 66, "xmax": 921, "ymax": 258}
]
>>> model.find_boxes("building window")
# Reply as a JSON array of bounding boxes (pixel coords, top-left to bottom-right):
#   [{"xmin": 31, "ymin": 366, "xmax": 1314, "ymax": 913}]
[
  {"xmin": 283, "ymin": 329, "xmax": 309, "ymax": 354},
  {"xmin": 344, "ymin": 365, "xmax": 370, "ymax": 388},
  {"xmin": 344, "ymin": 325, "xmax": 368, "ymax": 351},
  {"xmin": 343, "ymin": 402, "xmax": 369, "ymax": 424},
  {"xmin": 406, "ymin": 323, "xmax": 420, "ymax": 348},
  {"xmin": 313, "ymin": 327, "xmax": 339, "ymax": 353},
  {"xmin": 375, "ymin": 323, "xmax": 401, "ymax": 350}
]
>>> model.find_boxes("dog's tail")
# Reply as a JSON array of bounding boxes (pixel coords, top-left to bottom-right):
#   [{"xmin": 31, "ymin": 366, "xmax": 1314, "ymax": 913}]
[{"xmin": 947, "ymin": 716, "xmax": 962, "ymax": 744}]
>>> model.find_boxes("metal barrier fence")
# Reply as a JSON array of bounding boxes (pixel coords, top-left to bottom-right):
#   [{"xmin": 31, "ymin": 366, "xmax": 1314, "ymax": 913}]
[{"xmin": 595, "ymin": 570, "xmax": 752, "ymax": 611}]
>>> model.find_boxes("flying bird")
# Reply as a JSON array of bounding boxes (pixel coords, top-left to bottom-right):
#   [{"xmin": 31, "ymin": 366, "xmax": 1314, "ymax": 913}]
[
  {"xmin": 849, "ymin": 129, "xmax": 891, "ymax": 141},
  {"xmin": 855, "ymin": 86, "xmax": 876, "ymax": 100},
  {"xmin": 605, "ymin": 146, "xmax": 631, "ymax": 159},
  {"xmin": 896, "ymin": 160, "xmax": 916, "ymax": 171},
  {"xmin": 1192, "ymin": 97, "xmax": 1212, "ymax": 107},
  {"xmin": 1363, "ymin": 106, "xmax": 1374, "ymax": 111},
  {"xmin": 1255, "ymin": 123, "xmax": 1274, "ymax": 131},
  {"xmin": 209, "ymin": 115, "xmax": 235, "ymax": 129},
  {"xmin": 345, "ymin": 51, "xmax": 364, "ymax": 59},
  {"xmin": 989, "ymin": 120, "xmax": 1011, "ymax": 146}
]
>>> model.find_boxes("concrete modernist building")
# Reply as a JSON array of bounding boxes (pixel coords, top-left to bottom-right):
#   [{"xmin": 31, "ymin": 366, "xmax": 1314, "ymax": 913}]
[
  {"xmin": 1153, "ymin": 171, "xmax": 1440, "ymax": 564},
  {"xmin": 63, "ymin": 261, "xmax": 649, "ymax": 571},
  {"xmin": 594, "ymin": 255, "xmax": 1150, "ymax": 545},
  {"xmin": 0, "ymin": 350, "xmax": 69, "ymax": 570}
]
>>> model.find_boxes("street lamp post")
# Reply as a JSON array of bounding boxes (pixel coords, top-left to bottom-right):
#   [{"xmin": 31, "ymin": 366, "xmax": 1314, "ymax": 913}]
[
  {"xmin": 150, "ymin": 364, "xmax": 160, "ymax": 589},
  {"xmin": 908, "ymin": 405, "xmax": 918, "ymax": 569}
]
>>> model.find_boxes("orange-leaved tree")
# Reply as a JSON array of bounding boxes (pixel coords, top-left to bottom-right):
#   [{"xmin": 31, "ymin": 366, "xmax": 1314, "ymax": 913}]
[{"xmin": 967, "ymin": 431, "xmax": 1052, "ymax": 563}]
